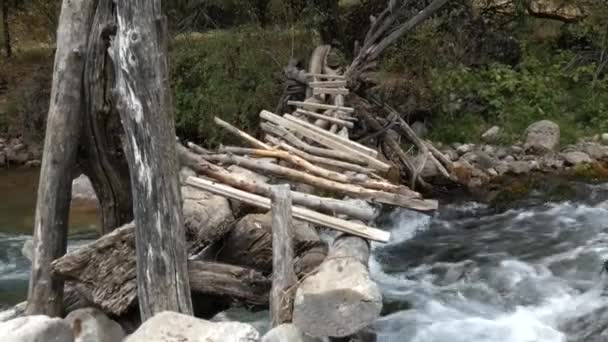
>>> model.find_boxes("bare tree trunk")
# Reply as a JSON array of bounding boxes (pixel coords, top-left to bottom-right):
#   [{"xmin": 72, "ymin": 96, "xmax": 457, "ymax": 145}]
[
  {"xmin": 79, "ymin": 0, "xmax": 133, "ymax": 234},
  {"xmin": 2, "ymin": 0, "xmax": 11, "ymax": 58},
  {"xmin": 110, "ymin": 0, "xmax": 193, "ymax": 320},
  {"xmin": 26, "ymin": 0, "xmax": 96, "ymax": 317},
  {"xmin": 270, "ymin": 185, "xmax": 297, "ymax": 327}
]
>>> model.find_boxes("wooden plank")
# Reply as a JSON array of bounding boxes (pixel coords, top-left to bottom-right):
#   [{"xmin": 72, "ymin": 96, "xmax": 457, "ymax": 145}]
[
  {"xmin": 309, "ymin": 80, "xmax": 347, "ymax": 88},
  {"xmin": 295, "ymin": 109, "xmax": 354, "ymax": 128},
  {"xmin": 287, "ymin": 100, "xmax": 355, "ymax": 113},
  {"xmin": 312, "ymin": 87, "xmax": 349, "ymax": 96},
  {"xmin": 214, "ymin": 116, "xmax": 271, "ymax": 150},
  {"xmin": 186, "ymin": 177, "xmax": 391, "ymax": 242},
  {"xmin": 284, "ymin": 114, "xmax": 378, "ymax": 157},
  {"xmin": 304, "ymin": 73, "xmax": 346, "ymax": 80},
  {"xmin": 270, "ymin": 185, "xmax": 297, "ymax": 326}
]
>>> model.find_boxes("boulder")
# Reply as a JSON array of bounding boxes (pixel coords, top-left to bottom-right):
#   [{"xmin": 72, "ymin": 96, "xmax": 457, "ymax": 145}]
[
  {"xmin": 179, "ymin": 166, "xmax": 196, "ymax": 184},
  {"xmin": 523, "ymin": 120, "xmax": 560, "ymax": 153},
  {"xmin": 561, "ymin": 151, "xmax": 592, "ymax": 166},
  {"xmin": 64, "ymin": 308, "xmax": 125, "ymax": 342},
  {"xmin": 262, "ymin": 324, "xmax": 322, "ymax": 342},
  {"xmin": 504, "ymin": 155, "xmax": 515, "ymax": 163},
  {"xmin": 0, "ymin": 315, "xmax": 74, "ymax": 342},
  {"xmin": 124, "ymin": 311, "xmax": 260, "ymax": 342},
  {"xmin": 182, "ymin": 185, "xmax": 234, "ymax": 248},
  {"xmin": 71, "ymin": 174, "xmax": 97, "ymax": 201},
  {"xmin": 456, "ymin": 144, "xmax": 473, "ymax": 155},
  {"xmin": 7, "ymin": 149, "xmax": 30, "ymax": 164},
  {"xmin": 481, "ymin": 126, "xmax": 501, "ymax": 142}
]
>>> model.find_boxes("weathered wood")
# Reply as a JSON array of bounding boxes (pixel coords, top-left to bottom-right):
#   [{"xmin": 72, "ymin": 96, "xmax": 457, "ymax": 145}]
[
  {"xmin": 186, "ymin": 177, "xmax": 391, "ymax": 242},
  {"xmin": 306, "ymin": 45, "xmax": 331, "ymax": 99},
  {"xmin": 26, "ymin": 0, "xmax": 96, "ymax": 317},
  {"xmin": 80, "ymin": 0, "xmax": 133, "ymax": 235},
  {"xmin": 214, "ymin": 116, "xmax": 271, "ymax": 150},
  {"xmin": 304, "ymin": 73, "xmax": 346, "ymax": 80},
  {"xmin": 295, "ymin": 109, "xmax": 354, "ymax": 128},
  {"xmin": 187, "ymin": 141, "xmax": 212, "ymax": 155},
  {"xmin": 199, "ymin": 153, "xmax": 432, "ymax": 209},
  {"xmin": 270, "ymin": 185, "xmax": 297, "ymax": 326},
  {"xmin": 178, "ymin": 145, "xmax": 380, "ymax": 221},
  {"xmin": 261, "ymin": 122, "xmax": 366, "ymax": 165},
  {"xmin": 309, "ymin": 81, "xmax": 347, "ymax": 88},
  {"xmin": 287, "ymin": 100, "xmax": 354, "ymax": 113},
  {"xmin": 109, "ymin": 0, "xmax": 192, "ymax": 319},
  {"xmin": 51, "ymin": 223, "xmax": 271, "ymax": 315},
  {"xmin": 261, "ymin": 111, "xmax": 390, "ymax": 172},
  {"xmin": 312, "ymin": 87, "xmax": 349, "ymax": 96},
  {"xmin": 293, "ymin": 233, "xmax": 382, "ymax": 338},
  {"xmin": 265, "ymin": 136, "xmax": 373, "ymax": 174}
]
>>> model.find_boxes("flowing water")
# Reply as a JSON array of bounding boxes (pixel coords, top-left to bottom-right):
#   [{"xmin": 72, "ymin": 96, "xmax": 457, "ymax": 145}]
[{"xmin": 2, "ymin": 168, "xmax": 608, "ymax": 341}]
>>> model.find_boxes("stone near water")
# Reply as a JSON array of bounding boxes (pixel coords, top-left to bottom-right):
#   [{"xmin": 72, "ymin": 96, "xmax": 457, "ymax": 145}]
[
  {"xmin": 124, "ymin": 311, "xmax": 260, "ymax": 342},
  {"xmin": 561, "ymin": 151, "xmax": 592, "ymax": 166},
  {"xmin": 482, "ymin": 126, "xmax": 501, "ymax": 142},
  {"xmin": 262, "ymin": 324, "xmax": 322, "ymax": 342},
  {"xmin": 524, "ymin": 120, "xmax": 560, "ymax": 154},
  {"xmin": 64, "ymin": 308, "xmax": 125, "ymax": 342},
  {"xmin": 580, "ymin": 142, "xmax": 608, "ymax": 161},
  {"xmin": 0, "ymin": 315, "xmax": 74, "ymax": 342},
  {"xmin": 71, "ymin": 174, "xmax": 97, "ymax": 201},
  {"xmin": 0, "ymin": 302, "xmax": 27, "ymax": 322},
  {"xmin": 22, "ymin": 239, "xmax": 34, "ymax": 262}
]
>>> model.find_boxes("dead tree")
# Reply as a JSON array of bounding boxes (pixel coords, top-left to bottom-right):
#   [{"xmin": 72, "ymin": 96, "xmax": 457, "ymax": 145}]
[
  {"xmin": 26, "ymin": 0, "xmax": 96, "ymax": 316},
  {"xmin": 110, "ymin": 0, "xmax": 193, "ymax": 319}
]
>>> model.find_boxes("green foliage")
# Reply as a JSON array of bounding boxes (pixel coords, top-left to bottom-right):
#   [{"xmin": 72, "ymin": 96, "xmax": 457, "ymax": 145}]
[{"xmin": 170, "ymin": 26, "xmax": 318, "ymax": 147}]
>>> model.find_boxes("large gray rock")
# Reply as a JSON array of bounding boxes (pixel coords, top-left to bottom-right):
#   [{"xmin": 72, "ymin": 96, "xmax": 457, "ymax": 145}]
[
  {"xmin": 0, "ymin": 315, "xmax": 74, "ymax": 342},
  {"xmin": 71, "ymin": 174, "xmax": 97, "ymax": 201},
  {"xmin": 262, "ymin": 324, "xmax": 322, "ymax": 342},
  {"xmin": 580, "ymin": 142, "xmax": 608, "ymax": 160},
  {"xmin": 561, "ymin": 151, "xmax": 592, "ymax": 165},
  {"xmin": 64, "ymin": 308, "xmax": 125, "ymax": 342},
  {"xmin": 182, "ymin": 185, "xmax": 234, "ymax": 245},
  {"xmin": 124, "ymin": 311, "xmax": 260, "ymax": 342},
  {"xmin": 524, "ymin": 120, "xmax": 560, "ymax": 153}
]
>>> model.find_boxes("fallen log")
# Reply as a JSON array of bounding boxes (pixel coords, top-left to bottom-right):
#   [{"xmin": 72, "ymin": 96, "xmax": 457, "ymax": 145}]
[
  {"xmin": 265, "ymin": 136, "xmax": 373, "ymax": 174},
  {"xmin": 51, "ymin": 224, "xmax": 272, "ymax": 315},
  {"xmin": 295, "ymin": 109, "xmax": 354, "ymax": 128},
  {"xmin": 293, "ymin": 233, "xmax": 382, "ymax": 338},
  {"xmin": 261, "ymin": 122, "xmax": 366, "ymax": 165},
  {"xmin": 214, "ymin": 117, "xmax": 271, "ymax": 150},
  {"xmin": 312, "ymin": 88, "xmax": 349, "ymax": 96},
  {"xmin": 198, "ymin": 153, "xmax": 431, "ymax": 209},
  {"xmin": 304, "ymin": 73, "xmax": 346, "ymax": 80},
  {"xmin": 186, "ymin": 177, "xmax": 391, "ymax": 242},
  {"xmin": 178, "ymin": 145, "xmax": 380, "ymax": 221},
  {"xmin": 287, "ymin": 100, "xmax": 354, "ymax": 113},
  {"xmin": 309, "ymin": 80, "xmax": 348, "ymax": 88}
]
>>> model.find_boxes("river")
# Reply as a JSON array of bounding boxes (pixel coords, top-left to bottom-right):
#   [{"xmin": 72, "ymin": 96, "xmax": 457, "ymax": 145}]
[{"xmin": 1, "ymin": 168, "xmax": 608, "ymax": 341}]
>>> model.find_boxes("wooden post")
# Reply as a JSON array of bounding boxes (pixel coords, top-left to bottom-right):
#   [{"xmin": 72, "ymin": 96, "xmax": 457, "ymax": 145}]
[
  {"xmin": 25, "ymin": 0, "xmax": 96, "ymax": 317},
  {"xmin": 110, "ymin": 0, "xmax": 193, "ymax": 319},
  {"xmin": 270, "ymin": 184, "xmax": 297, "ymax": 326}
]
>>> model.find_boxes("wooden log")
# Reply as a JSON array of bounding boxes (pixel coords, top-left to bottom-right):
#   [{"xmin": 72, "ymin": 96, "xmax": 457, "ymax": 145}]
[
  {"xmin": 295, "ymin": 109, "xmax": 354, "ymax": 128},
  {"xmin": 187, "ymin": 141, "xmax": 211, "ymax": 155},
  {"xmin": 214, "ymin": 116, "xmax": 271, "ymax": 150},
  {"xmin": 306, "ymin": 45, "xmax": 331, "ymax": 99},
  {"xmin": 287, "ymin": 100, "xmax": 354, "ymax": 113},
  {"xmin": 265, "ymin": 136, "xmax": 373, "ymax": 174},
  {"xmin": 178, "ymin": 145, "xmax": 380, "ymax": 221},
  {"xmin": 261, "ymin": 111, "xmax": 390, "ymax": 172},
  {"xmin": 312, "ymin": 87, "xmax": 349, "ymax": 96},
  {"xmin": 293, "ymin": 233, "xmax": 382, "ymax": 338},
  {"xmin": 304, "ymin": 73, "xmax": 346, "ymax": 80},
  {"xmin": 199, "ymin": 154, "xmax": 432, "ymax": 209},
  {"xmin": 51, "ymin": 223, "xmax": 271, "ymax": 315},
  {"xmin": 26, "ymin": 0, "xmax": 96, "ymax": 317},
  {"xmin": 186, "ymin": 177, "xmax": 391, "ymax": 242},
  {"xmin": 309, "ymin": 80, "xmax": 347, "ymax": 88},
  {"xmin": 270, "ymin": 185, "xmax": 297, "ymax": 326},
  {"xmin": 110, "ymin": 0, "xmax": 192, "ymax": 319},
  {"xmin": 261, "ymin": 122, "xmax": 366, "ymax": 165}
]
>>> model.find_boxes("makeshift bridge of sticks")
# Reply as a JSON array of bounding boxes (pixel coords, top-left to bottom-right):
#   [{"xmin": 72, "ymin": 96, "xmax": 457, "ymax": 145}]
[{"xmin": 182, "ymin": 73, "xmax": 439, "ymax": 243}]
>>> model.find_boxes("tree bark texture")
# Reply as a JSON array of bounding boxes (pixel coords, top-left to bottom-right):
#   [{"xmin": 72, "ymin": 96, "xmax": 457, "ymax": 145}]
[
  {"xmin": 79, "ymin": 0, "xmax": 133, "ymax": 235},
  {"xmin": 26, "ymin": 0, "xmax": 96, "ymax": 317},
  {"xmin": 270, "ymin": 185, "xmax": 297, "ymax": 326},
  {"xmin": 110, "ymin": 0, "xmax": 193, "ymax": 319}
]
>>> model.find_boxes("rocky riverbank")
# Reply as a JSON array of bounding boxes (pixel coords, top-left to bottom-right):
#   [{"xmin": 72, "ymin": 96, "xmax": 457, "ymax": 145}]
[{"xmin": 0, "ymin": 137, "xmax": 42, "ymax": 168}]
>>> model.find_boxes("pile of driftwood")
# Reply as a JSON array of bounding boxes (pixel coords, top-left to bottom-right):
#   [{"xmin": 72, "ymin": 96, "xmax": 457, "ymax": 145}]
[{"xmin": 48, "ymin": 63, "xmax": 449, "ymax": 339}]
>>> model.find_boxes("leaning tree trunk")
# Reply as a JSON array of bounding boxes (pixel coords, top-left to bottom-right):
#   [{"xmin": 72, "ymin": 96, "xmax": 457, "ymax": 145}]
[
  {"xmin": 26, "ymin": 0, "xmax": 96, "ymax": 316},
  {"xmin": 79, "ymin": 0, "xmax": 133, "ymax": 234},
  {"xmin": 110, "ymin": 0, "xmax": 193, "ymax": 320},
  {"xmin": 2, "ymin": 0, "xmax": 11, "ymax": 58}
]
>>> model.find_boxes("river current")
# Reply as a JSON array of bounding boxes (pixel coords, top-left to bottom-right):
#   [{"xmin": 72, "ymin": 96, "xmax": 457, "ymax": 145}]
[{"xmin": 2, "ymin": 167, "xmax": 608, "ymax": 341}]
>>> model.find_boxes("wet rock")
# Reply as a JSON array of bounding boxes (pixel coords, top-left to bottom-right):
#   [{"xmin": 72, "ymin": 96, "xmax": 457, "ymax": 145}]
[
  {"xmin": 523, "ymin": 120, "xmax": 560, "ymax": 154},
  {"xmin": 262, "ymin": 324, "xmax": 321, "ymax": 342},
  {"xmin": 124, "ymin": 311, "xmax": 260, "ymax": 342},
  {"xmin": 481, "ymin": 126, "xmax": 501, "ymax": 142},
  {"xmin": 24, "ymin": 160, "xmax": 41, "ymax": 168},
  {"xmin": 71, "ymin": 174, "xmax": 97, "ymax": 201},
  {"xmin": 561, "ymin": 151, "xmax": 592, "ymax": 165},
  {"xmin": 0, "ymin": 302, "xmax": 26, "ymax": 323},
  {"xmin": 0, "ymin": 315, "xmax": 74, "ymax": 342},
  {"xmin": 65, "ymin": 308, "xmax": 125, "ymax": 342}
]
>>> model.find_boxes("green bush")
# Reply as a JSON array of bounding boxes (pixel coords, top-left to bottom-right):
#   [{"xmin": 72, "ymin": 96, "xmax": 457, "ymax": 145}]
[{"xmin": 170, "ymin": 26, "xmax": 318, "ymax": 146}]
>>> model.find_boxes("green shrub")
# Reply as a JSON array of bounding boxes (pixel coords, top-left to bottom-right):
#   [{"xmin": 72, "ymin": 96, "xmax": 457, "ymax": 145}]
[{"xmin": 170, "ymin": 26, "xmax": 318, "ymax": 147}]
